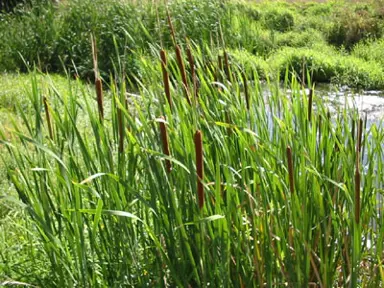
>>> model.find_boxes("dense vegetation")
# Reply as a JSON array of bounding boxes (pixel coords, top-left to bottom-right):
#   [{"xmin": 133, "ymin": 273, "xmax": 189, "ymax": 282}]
[
  {"xmin": 0, "ymin": 0, "xmax": 383, "ymax": 287},
  {"xmin": 1, "ymin": 0, "xmax": 384, "ymax": 88}
]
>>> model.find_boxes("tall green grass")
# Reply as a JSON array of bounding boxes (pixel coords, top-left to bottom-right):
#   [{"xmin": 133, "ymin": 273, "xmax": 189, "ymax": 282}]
[{"xmin": 1, "ymin": 43, "xmax": 383, "ymax": 287}]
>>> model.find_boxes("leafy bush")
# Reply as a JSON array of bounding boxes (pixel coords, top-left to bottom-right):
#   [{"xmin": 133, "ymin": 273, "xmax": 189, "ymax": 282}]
[
  {"xmin": 0, "ymin": 1, "xmax": 58, "ymax": 72},
  {"xmin": 0, "ymin": 0, "xmax": 32, "ymax": 13},
  {"xmin": 352, "ymin": 38, "xmax": 384, "ymax": 66},
  {"xmin": 275, "ymin": 29, "xmax": 326, "ymax": 49},
  {"xmin": 226, "ymin": 49, "xmax": 270, "ymax": 79},
  {"xmin": 326, "ymin": 5, "xmax": 383, "ymax": 49},
  {"xmin": 263, "ymin": 8, "xmax": 295, "ymax": 32},
  {"xmin": 54, "ymin": 0, "xmax": 148, "ymax": 80}
]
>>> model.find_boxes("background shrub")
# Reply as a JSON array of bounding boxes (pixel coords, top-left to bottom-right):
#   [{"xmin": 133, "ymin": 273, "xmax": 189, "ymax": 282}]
[
  {"xmin": 270, "ymin": 47, "xmax": 384, "ymax": 89},
  {"xmin": 326, "ymin": 5, "xmax": 383, "ymax": 49},
  {"xmin": 263, "ymin": 8, "xmax": 295, "ymax": 32}
]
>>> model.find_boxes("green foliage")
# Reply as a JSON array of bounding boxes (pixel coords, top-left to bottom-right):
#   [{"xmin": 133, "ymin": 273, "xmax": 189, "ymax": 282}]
[
  {"xmin": 54, "ymin": 0, "xmax": 147, "ymax": 80},
  {"xmin": 326, "ymin": 5, "xmax": 383, "ymax": 49},
  {"xmin": 275, "ymin": 29, "xmax": 326, "ymax": 49},
  {"xmin": 263, "ymin": 7, "xmax": 295, "ymax": 32},
  {"xmin": 352, "ymin": 38, "xmax": 384, "ymax": 66},
  {"xmin": 0, "ymin": 0, "xmax": 58, "ymax": 72},
  {"xmin": 226, "ymin": 49, "xmax": 270, "ymax": 79},
  {"xmin": 271, "ymin": 47, "xmax": 384, "ymax": 89}
]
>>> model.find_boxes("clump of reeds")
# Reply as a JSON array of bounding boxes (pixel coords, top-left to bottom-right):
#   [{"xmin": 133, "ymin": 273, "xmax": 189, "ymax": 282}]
[{"xmin": 194, "ymin": 130, "xmax": 204, "ymax": 209}]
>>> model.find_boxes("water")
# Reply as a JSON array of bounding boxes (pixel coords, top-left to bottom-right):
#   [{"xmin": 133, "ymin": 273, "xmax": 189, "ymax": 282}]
[{"xmin": 293, "ymin": 84, "xmax": 384, "ymax": 121}]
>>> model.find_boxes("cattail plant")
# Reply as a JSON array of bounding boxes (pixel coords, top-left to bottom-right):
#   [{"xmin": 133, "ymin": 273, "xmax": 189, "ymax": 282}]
[
  {"xmin": 194, "ymin": 130, "xmax": 204, "ymax": 209},
  {"xmin": 160, "ymin": 49, "xmax": 172, "ymax": 109},
  {"xmin": 175, "ymin": 45, "xmax": 191, "ymax": 105},
  {"xmin": 43, "ymin": 96, "xmax": 53, "ymax": 140},
  {"xmin": 159, "ymin": 116, "xmax": 171, "ymax": 173},
  {"xmin": 286, "ymin": 145, "xmax": 294, "ymax": 195}
]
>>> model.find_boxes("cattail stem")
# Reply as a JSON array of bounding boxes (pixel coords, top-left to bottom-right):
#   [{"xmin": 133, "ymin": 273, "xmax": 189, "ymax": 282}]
[
  {"xmin": 159, "ymin": 117, "xmax": 171, "ymax": 173},
  {"xmin": 175, "ymin": 45, "xmax": 191, "ymax": 105},
  {"xmin": 43, "ymin": 96, "xmax": 53, "ymax": 140},
  {"xmin": 194, "ymin": 130, "xmax": 204, "ymax": 209},
  {"xmin": 95, "ymin": 78, "xmax": 104, "ymax": 121},
  {"xmin": 166, "ymin": 9, "xmax": 177, "ymax": 47},
  {"xmin": 186, "ymin": 45, "xmax": 198, "ymax": 99},
  {"xmin": 286, "ymin": 146, "xmax": 294, "ymax": 195},
  {"xmin": 241, "ymin": 71, "xmax": 249, "ymax": 110},
  {"xmin": 160, "ymin": 50, "xmax": 172, "ymax": 109},
  {"xmin": 92, "ymin": 35, "xmax": 103, "ymax": 121}
]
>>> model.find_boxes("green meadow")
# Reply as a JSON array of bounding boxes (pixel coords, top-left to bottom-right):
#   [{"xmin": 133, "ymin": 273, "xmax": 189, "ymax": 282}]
[{"xmin": 0, "ymin": 0, "xmax": 383, "ymax": 287}]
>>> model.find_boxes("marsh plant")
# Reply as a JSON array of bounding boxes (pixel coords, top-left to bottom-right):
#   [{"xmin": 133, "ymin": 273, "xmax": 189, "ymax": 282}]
[{"xmin": 1, "ymin": 42, "xmax": 383, "ymax": 286}]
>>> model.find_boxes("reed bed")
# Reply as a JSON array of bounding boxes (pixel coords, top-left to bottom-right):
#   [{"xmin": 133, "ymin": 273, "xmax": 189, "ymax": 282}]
[{"xmin": 0, "ymin": 44, "xmax": 383, "ymax": 287}]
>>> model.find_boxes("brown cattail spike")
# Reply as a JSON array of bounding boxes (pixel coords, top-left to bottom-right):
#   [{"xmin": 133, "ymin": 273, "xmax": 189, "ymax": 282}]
[
  {"xmin": 175, "ymin": 45, "xmax": 191, "ymax": 105},
  {"xmin": 160, "ymin": 50, "xmax": 172, "ymax": 110},
  {"xmin": 43, "ymin": 96, "xmax": 53, "ymax": 140},
  {"xmin": 223, "ymin": 51, "xmax": 231, "ymax": 83},
  {"xmin": 354, "ymin": 155, "xmax": 361, "ymax": 225},
  {"xmin": 159, "ymin": 117, "xmax": 171, "ymax": 173},
  {"xmin": 308, "ymin": 88, "xmax": 313, "ymax": 122},
  {"xmin": 357, "ymin": 118, "xmax": 363, "ymax": 153},
  {"xmin": 194, "ymin": 130, "xmax": 204, "ymax": 209},
  {"xmin": 217, "ymin": 55, "xmax": 223, "ymax": 83},
  {"xmin": 95, "ymin": 78, "xmax": 104, "ymax": 121},
  {"xmin": 241, "ymin": 71, "xmax": 249, "ymax": 110},
  {"xmin": 286, "ymin": 146, "xmax": 294, "ymax": 195},
  {"xmin": 117, "ymin": 99, "xmax": 124, "ymax": 154}
]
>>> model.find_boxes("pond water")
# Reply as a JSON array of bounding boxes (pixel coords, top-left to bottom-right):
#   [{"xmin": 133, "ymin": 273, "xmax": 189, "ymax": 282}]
[{"xmin": 292, "ymin": 84, "xmax": 384, "ymax": 121}]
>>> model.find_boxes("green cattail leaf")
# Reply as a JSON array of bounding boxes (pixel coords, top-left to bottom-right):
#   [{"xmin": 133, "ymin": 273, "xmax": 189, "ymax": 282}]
[
  {"xmin": 79, "ymin": 173, "xmax": 107, "ymax": 184},
  {"xmin": 176, "ymin": 215, "xmax": 225, "ymax": 229}
]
